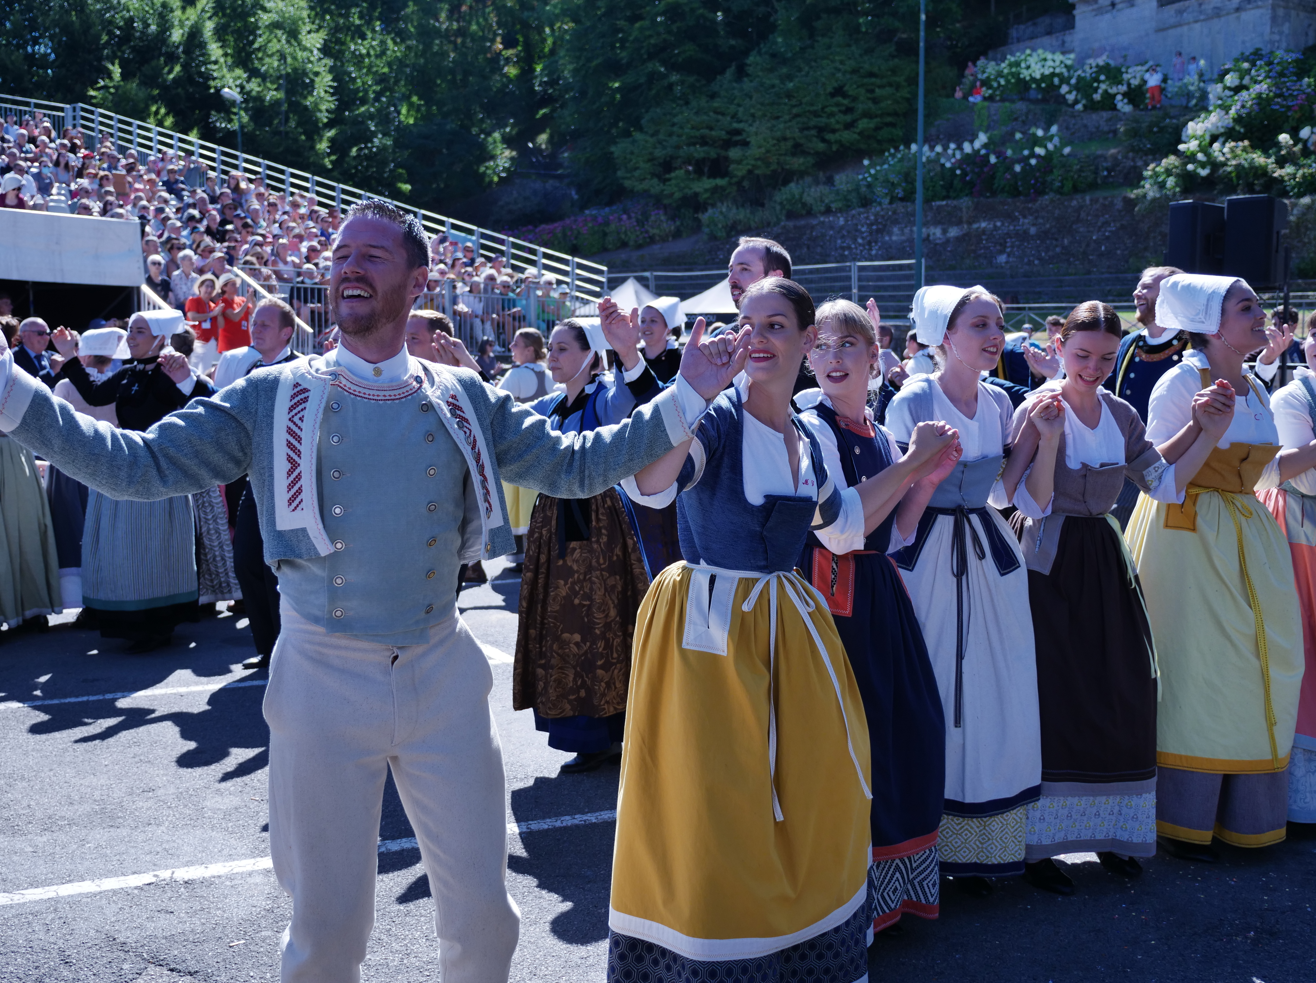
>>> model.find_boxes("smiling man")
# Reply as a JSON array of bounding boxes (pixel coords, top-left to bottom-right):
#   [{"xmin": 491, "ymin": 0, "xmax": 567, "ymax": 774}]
[{"xmin": 0, "ymin": 199, "xmax": 742, "ymax": 983}]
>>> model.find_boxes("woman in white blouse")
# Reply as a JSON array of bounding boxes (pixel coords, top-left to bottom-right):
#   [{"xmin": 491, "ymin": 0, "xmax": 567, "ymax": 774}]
[
  {"xmin": 1127, "ymin": 274, "xmax": 1310, "ymax": 863},
  {"xmin": 884, "ymin": 285, "xmax": 1043, "ymax": 897},
  {"xmin": 1006, "ymin": 301, "xmax": 1221, "ymax": 893},
  {"xmin": 1256, "ymin": 322, "xmax": 1316, "ymax": 826}
]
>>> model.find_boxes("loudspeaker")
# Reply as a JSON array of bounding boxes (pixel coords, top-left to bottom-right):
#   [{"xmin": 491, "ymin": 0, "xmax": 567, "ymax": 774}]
[
  {"xmin": 1223, "ymin": 195, "xmax": 1289, "ymax": 287},
  {"xmin": 1166, "ymin": 200, "xmax": 1224, "ymax": 274}
]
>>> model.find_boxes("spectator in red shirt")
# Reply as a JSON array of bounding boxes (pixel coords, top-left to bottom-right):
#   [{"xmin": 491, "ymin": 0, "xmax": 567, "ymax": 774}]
[
  {"xmin": 216, "ymin": 272, "xmax": 252, "ymax": 353},
  {"xmin": 184, "ymin": 273, "xmax": 222, "ymax": 373}
]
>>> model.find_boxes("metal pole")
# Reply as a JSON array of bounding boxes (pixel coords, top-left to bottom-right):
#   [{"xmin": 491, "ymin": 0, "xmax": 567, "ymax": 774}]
[
  {"xmin": 914, "ymin": 0, "xmax": 926, "ymax": 290},
  {"xmin": 851, "ymin": 261, "xmax": 859, "ymax": 303}
]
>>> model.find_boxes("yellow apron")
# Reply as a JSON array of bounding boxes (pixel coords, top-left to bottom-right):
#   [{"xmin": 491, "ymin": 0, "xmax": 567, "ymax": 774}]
[
  {"xmin": 1127, "ymin": 372, "xmax": 1302, "ymax": 774},
  {"xmin": 609, "ymin": 563, "xmax": 872, "ymax": 960}
]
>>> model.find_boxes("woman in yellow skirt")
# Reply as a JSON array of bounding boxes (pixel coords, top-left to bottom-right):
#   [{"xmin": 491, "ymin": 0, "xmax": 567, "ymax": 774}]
[
  {"xmin": 1127, "ymin": 273, "xmax": 1309, "ymax": 862},
  {"xmin": 614, "ymin": 278, "xmax": 956, "ymax": 981}
]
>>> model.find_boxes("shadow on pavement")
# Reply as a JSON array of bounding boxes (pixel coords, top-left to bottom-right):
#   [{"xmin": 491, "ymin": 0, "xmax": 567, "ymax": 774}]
[
  {"xmin": 0, "ymin": 614, "xmax": 270, "ymax": 779},
  {"xmin": 506, "ymin": 772, "xmax": 620, "ymax": 945}
]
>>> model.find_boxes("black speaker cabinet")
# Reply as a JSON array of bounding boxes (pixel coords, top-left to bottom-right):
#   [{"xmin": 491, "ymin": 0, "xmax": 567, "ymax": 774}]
[
  {"xmin": 1166, "ymin": 200, "xmax": 1224, "ymax": 274},
  {"xmin": 1223, "ymin": 195, "xmax": 1289, "ymax": 287}
]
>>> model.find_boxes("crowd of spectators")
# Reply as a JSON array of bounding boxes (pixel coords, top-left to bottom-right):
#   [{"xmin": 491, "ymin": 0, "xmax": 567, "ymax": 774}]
[{"xmin": 0, "ymin": 110, "xmax": 580, "ymax": 351}]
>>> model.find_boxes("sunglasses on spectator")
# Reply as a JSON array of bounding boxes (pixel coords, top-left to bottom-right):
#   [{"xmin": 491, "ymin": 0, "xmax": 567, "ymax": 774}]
[{"xmin": 24, "ymin": 328, "xmax": 51, "ymax": 337}]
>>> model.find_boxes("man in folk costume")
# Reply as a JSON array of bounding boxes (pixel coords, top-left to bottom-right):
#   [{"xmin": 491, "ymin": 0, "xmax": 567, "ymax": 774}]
[{"xmin": 0, "ymin": 199, "xmax": 734, "ymax": 983}]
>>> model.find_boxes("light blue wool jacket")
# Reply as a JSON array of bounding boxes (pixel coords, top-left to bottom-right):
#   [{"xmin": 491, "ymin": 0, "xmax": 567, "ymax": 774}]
[{"xmin": 0, "ymin": 347, "xmax": 696, "ymax": 567}]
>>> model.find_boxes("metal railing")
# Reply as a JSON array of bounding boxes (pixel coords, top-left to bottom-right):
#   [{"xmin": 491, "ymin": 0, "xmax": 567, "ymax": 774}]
[{"xmin": 1, "ymin": 94, "xmax": 607, "ymax": 302}]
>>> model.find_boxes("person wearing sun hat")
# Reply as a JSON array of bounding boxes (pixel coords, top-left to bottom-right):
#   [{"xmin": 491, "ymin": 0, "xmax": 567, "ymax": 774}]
[
  {"xmin": 185, "ymin": 273, "xmax": 222, "ymax": 373},
  {"xmin": 46, "ymin": 310, "xmax": 218, "ymax": 652},
  {"xmin": 884, "ymin": 284, "xmax": 1042, "ymax": 897},
  {"xmin": 1126, "ymin": 273, "xmax": 1307, "ymax": 861}
]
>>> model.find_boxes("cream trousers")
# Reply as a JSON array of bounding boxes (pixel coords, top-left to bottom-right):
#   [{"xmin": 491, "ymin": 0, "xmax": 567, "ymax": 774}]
[{"xmin": 264, "ymin": 603, "xmax": 521, "ymax": 982}]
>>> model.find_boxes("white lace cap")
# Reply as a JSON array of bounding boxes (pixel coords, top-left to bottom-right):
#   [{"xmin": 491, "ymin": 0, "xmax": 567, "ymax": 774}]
[
  {"xmin": 643, "ymin": 296, "xmax": 685, "ymax": 336},
  {"xmin": 1157, "ymin": 273, "xmax": 1243, "ymax": 335},
  {"xmin": 910, "ymin": 284, "xmax": 989, "ymax": 346},
  {"xmin": 131, "ymin": 308, "xmax": 185, "ymax": 337}
]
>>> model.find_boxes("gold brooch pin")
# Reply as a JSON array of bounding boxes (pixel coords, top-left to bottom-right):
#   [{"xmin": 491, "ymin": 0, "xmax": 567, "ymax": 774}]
[{"xmin": 372, "ymin": 366, "xmax": 382, "ymax": 378}]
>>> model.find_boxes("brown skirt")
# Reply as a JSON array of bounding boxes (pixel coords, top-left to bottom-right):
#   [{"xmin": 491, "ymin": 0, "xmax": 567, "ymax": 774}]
[{"xmin": 514, "ymin": 488, "xmax": 651, "ymax": 719}]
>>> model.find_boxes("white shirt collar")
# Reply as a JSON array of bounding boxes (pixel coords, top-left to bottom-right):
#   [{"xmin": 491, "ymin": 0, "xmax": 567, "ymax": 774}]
[
  {"xmin": 1143, "ymin": 324, "xmax": 1180, "ymax": 343},
  {"xmin": 258, "ymin": 344, "xmax": 293, "ymax": 366},
  {"xmin": 326, "ymin": 342, "xmax": 411, "ymax": 383}
]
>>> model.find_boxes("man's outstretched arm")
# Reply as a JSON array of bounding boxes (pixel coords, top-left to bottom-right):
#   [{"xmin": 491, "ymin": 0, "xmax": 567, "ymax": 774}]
[
  {"xmin": 490, "ymin": 320, "xmax": 748, "ymax": 498},
  {"xmin": 0, "ymin": 348, "xmax": 253, "ymax": 501}
]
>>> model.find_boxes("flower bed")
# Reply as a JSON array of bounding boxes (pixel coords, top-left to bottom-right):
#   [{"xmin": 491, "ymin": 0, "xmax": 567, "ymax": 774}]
[
  {"xmin": 975, "ymin": 50, "xmax": 1147, "ymax": 112},
  {"xmin": 861, "ymin": 126, "xmax": 1099, "ymax": 203},
  {"xmin": 1141, "ymin": 50, "xmax": 1316, "ymax": 197}
]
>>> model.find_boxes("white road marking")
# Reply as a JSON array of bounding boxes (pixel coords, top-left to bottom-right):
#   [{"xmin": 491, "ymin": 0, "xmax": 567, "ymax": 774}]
[
  {"xmin": 2, "ymin": 645, "xmax": 515, "ymax": 711},
  {"xmin": 0, "ymin": 679, "xmax": 267, "ymax": 711},
  {"xmin": 0, "ymin": 810, "xmax": 617, "ymax": 906}
]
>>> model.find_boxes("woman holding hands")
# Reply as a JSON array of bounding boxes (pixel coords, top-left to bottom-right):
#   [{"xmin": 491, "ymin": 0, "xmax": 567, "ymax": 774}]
[
  {"xmin": 1005, "ymin": 301, "xmax": 1221, "ymax": 892},
  {"xmin": 1127, "ymin": 274, "xmax": 1307, "ymax": 860},
  {"xmin": 612, "ymin": 278, "xmax": 955, "ymax": 982},
  {"xmin": 796, "ymin": 298, "xmax": 960, "ymax": 933},
  {"xmin": 884, "ymin": 285, "xmax": 1043, "ymax": 896}
]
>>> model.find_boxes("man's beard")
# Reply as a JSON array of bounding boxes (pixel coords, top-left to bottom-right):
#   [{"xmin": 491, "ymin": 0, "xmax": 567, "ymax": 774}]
[
  {"xmin": 332, "ymin": 288, "xmax": 412, "ymax": 341},
  {"xmin": 1136, "ymin": 296, "xmax": 1157, "ymax": 328}
]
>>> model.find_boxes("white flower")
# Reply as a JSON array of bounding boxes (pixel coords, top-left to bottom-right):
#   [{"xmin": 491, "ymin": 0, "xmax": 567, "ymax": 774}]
[
  {"xmin": 1035, "ymin": 147, "xmax": 1046, "ymax": 156},
  {"xmin": 1300, "ymin": 126, "xmax": 1312, "ymax": 140},
  {"xmin": 934, "ymin": 144, "xmax": 944, "ymax": 153},
  {"xmin": 989, "ymin": 153, "xmax": 997, "ymax": 163},
  {"xmin": 1014, "ymin": 163, "xmax": 1022, "ymax": 172},
  {"xmin": 962, "ymin": 141, "xmax": 972, "ymax": 152},
  {"xmin": 1062, "ymin": 146, "xmax": 1071, "ymax": 155},
  {"xmin": 1015, "ymin": 132, "xmax": 1023, "ymax": 140},
  {"xmin": 1049, "ymin": 124, "xmax": 1058, "ymax": 134}
]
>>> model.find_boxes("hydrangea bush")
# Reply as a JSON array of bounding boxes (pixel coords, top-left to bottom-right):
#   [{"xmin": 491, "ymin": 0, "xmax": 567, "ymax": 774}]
[
  {"xmin": 975, "ymin": 49, "xmax": 1148, "ymax": 111},
  {"xmin": 1141, "ymin": 50, "xmax": 1316, "ymax": 197},
  {"xmin": 861, "ymin": 126, "xmax": 1096, "ymax": 202}
]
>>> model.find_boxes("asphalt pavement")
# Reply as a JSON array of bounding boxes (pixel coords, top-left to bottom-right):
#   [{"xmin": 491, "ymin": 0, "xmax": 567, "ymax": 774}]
[{"xmin": 1, "ymin": 558, "xmax": 1313, "ymax": 983}]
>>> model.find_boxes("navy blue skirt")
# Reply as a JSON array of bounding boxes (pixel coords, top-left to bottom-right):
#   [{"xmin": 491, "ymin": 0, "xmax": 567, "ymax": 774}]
[{"xmin": 803, "ymin": 546, "xmax": 946, "ymax": 851}]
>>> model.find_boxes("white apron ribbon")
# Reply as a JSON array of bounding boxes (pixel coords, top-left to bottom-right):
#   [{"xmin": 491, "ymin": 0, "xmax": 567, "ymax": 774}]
[{"xmin": 684, "ymin": 563, "xmax": 872, "ymax": 822}]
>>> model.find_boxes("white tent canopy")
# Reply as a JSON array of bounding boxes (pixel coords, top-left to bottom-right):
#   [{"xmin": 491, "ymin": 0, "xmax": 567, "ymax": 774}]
[
  {"xmin": 680, "ymin": 279, "xmax": 737, "ymax": 318},
  {"xmin": 608, "ymin": 276, "xmax": 659, "ymax": 313}
]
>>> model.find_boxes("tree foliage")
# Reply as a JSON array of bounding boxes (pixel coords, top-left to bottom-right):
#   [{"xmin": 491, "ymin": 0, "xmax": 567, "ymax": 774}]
[{"xmin": 0, "ymin": 0, "xmax": 976, "ymax": 219}]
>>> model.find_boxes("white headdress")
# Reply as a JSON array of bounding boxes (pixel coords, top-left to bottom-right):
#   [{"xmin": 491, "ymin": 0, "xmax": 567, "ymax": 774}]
[
  {"xmin": 910, "ymin": 284, "xmax": 990, "ymax": 346},
  {"xmin": 131, "ymin": 308, "xmax": 186, "ymax": 337},
  {"xmin": 1156, "ymin": 273, "xmax": 1244, "ymax": 335},
  {"xmin": 79, "ymin": 326, "xmax": 129, "ymax": 359}
]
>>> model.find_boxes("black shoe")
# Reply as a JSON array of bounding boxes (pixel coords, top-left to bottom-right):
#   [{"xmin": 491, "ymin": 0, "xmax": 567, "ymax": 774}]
[
  {"xmin": 1025, "ymin": 858, "xmax": 1076, "ymax": 895},
  {"xmin": 125, "ymin": 636, "xmax": 170, "ymax": 654},
  {"xmin": 1157, "ymin": 835, "xmax": 1218, "ymax": 863},
  {"xmin": 242, "ymin": 653, "xmax": 271, "ymax": 670},
  {"xmin": 952, "ymin": 875, "xmax": 993, "ymax": 898},
  {"xmin": 21, "ymin": 615, "xmax": 49, "ymax": 633},
  {"xmin": 1097, "ymin": 852, "xmax": 1143, "ymax": 878},
  {"xmin": 72, "ymin": 608, "xmax": 98, "ymax": 630},
  {"xmin": 463, "ymin": 562, "xmax": 488, "ymax": 585},
  {"xmin": 559, "ymin": 746, "xmax": 622, "ymax": 774}
]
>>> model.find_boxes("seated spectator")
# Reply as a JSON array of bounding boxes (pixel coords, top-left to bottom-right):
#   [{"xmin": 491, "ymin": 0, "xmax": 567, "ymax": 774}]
[
  {"xmin": 474, "ymin": 338, "xmax": 503, "ymax": 378},
  {"xmin": 15, "ymin": 317, "xmax": 58, "ymax": 387},
  {"xmin": 171, "ymin": 249, "xmax": 200, "ymax": 303},
  {"xmin": 1, "ymin": 173, "xmax": 27, "ymax": 209},
  {"xmin": 289, "ymin": 265, "xmax": 327, "ymax": 333},
  {"xmin": 145, "ymin": 254, "xmax": 174, "ymax": 307}
]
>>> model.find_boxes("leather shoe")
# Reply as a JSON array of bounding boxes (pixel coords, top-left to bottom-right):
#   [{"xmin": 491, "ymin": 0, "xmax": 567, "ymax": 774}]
[
  {"xmin": 242, "ymin": 653, "xmax": 271, "ymax": 670},
  {"xmin": 1157, "ymin": 835, "xmax": 1218, "ymax": 863},
  {"xmin": 1097, "ymin": 852, "xmax": 1143, "ymax": 878},
  {"xmin": 559, "ymin": 746, "xmax": 622, "ymax": 774},
  {"xmin": 1025, "ymin": 858, "xmax": 1076, "ymax": 895},
  {"xmin": 952, "ymin": 875, "xmax": 993, "ymax": 898}
]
